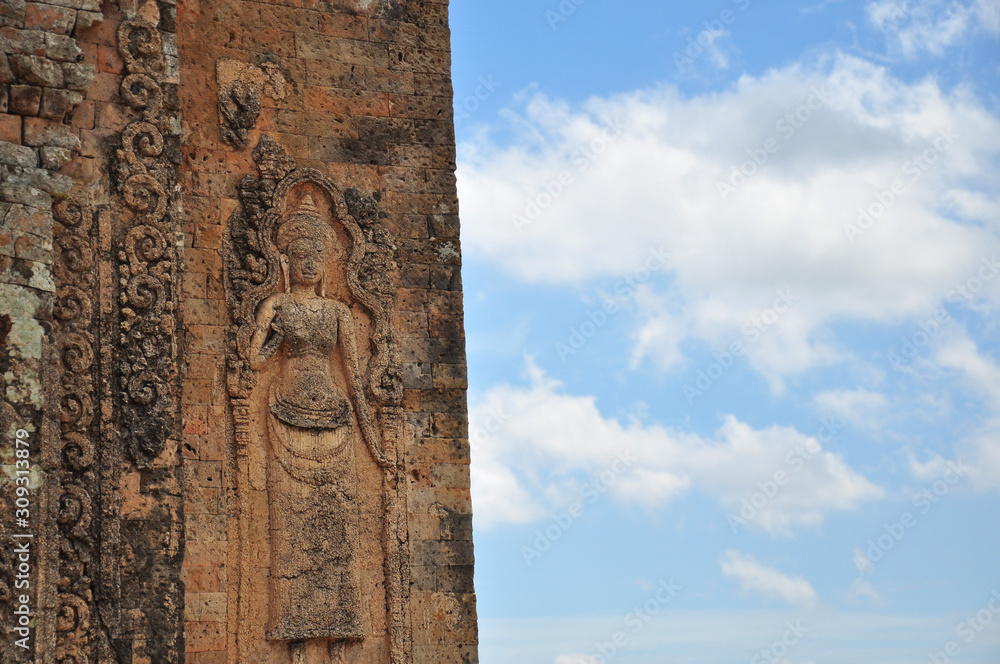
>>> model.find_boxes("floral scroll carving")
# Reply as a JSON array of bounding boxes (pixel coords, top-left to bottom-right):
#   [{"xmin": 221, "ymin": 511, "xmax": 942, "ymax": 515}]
[
  {"xmin": 52, "ymin": 200, "xmax": 100, "ymax": 664},
  {"xmin": 114, "ymin": 15, "xmax": 180, "ymax": 469}
]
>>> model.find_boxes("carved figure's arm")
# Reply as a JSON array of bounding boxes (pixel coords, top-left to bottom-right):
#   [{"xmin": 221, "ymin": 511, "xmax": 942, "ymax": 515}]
[
  {"xmin": 336, "ymin": 302, "xmax": 390, "ymax": 468},
  {"xmin": 248, "ymin": 297, "xmax": 283, "ymax": 370}
]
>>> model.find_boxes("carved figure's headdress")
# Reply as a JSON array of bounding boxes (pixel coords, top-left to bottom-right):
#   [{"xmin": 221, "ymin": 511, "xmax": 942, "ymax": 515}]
[{"xmin": 276, "ymin": 194, "xmax": 333, "ymax": 252}]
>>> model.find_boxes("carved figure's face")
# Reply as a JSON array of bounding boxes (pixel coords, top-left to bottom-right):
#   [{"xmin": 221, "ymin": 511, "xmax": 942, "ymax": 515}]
[{"xmin": 284, "ymin": 238, "xmax": 327, "ymax": 287}]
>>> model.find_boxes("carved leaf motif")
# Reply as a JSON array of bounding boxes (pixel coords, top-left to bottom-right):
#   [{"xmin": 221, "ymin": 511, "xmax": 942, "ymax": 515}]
[{"xmin": 219, "ymin": 79, "xmax": 262, "ymax": 149}]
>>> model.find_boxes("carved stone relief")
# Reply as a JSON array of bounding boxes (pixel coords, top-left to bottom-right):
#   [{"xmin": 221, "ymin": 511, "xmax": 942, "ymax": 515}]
[
  {"xmin": 217, "ymin": 59, "xmax": 288, "ymax": 149},
  {"xmin": 51, "ymin": 199, "xmax": 100, "ymax": 664},
  {"xmin": 224, "ymin": 136, "xmax": 410, "ymax": 663},
  {"xmin": 114, "ymin": 12, "xmax": 181, "ymax": 470}
]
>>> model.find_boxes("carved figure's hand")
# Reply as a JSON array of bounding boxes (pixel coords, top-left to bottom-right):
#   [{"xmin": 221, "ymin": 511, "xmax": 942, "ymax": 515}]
[
  {"xmin": 258, "ymin": 306, "xmax": 285, "ymax": 360},
  {"xmin": 260, "ymin": 328, "xmax": 283, "ymax": 361},
  {"xmin": 269, "ymin": 304, "xmax": 285, "ymax": 335}
]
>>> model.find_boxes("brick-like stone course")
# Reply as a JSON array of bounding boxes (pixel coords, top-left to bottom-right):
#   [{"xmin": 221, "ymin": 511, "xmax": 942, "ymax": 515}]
[
  {"xmin": 176, "ymin": 0, "xmax": 476, "ymax": 660},
  {"xmin": 1, "ymin": 2, "xmax": 101, "ymax": 661},
  {"xmin": 2, "ymin": 0, "xmax": 477, "ymax": 661}
]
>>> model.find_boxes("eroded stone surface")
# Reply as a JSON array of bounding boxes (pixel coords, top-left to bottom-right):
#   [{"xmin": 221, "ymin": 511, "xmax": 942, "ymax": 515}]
[{"xmin": 2, "ymin": 0, "xmax": 476, "ymax": 662}]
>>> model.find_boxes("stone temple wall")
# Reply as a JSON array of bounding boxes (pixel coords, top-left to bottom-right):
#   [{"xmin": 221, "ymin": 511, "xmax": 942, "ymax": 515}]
[{"xmin": 0, "ymin": 1, "xmax": 477, "ymax": 662}]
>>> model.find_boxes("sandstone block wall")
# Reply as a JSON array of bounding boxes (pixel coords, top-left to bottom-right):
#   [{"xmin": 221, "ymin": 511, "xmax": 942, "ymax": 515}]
[{"xmin": 1, "ymin": 0, "xmax": 477, "ymax": 662}]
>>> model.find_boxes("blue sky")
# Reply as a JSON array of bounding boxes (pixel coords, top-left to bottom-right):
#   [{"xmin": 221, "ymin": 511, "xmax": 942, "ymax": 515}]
[{"xmin": 449, "ymin": 1, "xmax": 1000, "ymax": 662}]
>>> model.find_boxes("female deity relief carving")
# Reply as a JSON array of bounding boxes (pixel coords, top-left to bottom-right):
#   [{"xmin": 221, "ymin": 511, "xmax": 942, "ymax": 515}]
[
  {"xmin": 225, "ymin": 138, "xmax": 410, "ymax": 664},
  {"xmin": 248, "ymin": 195, "xmax": 376, "ymax": 642}
]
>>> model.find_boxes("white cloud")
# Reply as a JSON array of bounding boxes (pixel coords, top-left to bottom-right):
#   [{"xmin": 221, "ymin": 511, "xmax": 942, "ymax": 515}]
[
  {"xmin": 867, "ymin": 0, "xmax": 1000, "ymax": 58},
  {"xmin": 927, "ymin": 335, "xmax": 1000, "ymax": 491},
  {"xmin": 470, "ymin": 361, "xmax": 882, "ymax": 533},
  {"xmin": 814, "ymin": 387, "xmax": 889, "ymax": 431},
  {"xmin": 720, "ymin": 551, "xmax": 819, "ymax": 608},
  {"xmin": 457, "ymin": 53, "xmax": 1000, "ymax": 379}
]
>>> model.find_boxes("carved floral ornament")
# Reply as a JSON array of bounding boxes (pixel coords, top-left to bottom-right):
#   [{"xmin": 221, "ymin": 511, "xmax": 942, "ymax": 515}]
[
  {"xmin": 52, "ymin": 199, "xmax": 99, "ymax": 664},
  {"xmin": 115, "ymin": 10, "xmax": 180, "ymax": 469},
  {"xmin": 35, "ymin": 6, "xmax": 179, "ymax": 663}
]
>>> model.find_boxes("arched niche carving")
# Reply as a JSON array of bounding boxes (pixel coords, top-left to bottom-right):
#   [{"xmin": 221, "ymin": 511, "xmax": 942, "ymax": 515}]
[{"xmin": 224, "ymin": 136, "xmax": 410, "ymax": 664}]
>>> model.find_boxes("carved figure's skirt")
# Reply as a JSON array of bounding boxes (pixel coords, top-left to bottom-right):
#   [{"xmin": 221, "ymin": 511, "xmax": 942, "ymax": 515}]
[
  {"xmin": 269, "ymin": 367, "xmax": 352, "ymax": 431},
  {"xmin": 266, "ymin": 415, "xmax": 364, "ymax": 642}
]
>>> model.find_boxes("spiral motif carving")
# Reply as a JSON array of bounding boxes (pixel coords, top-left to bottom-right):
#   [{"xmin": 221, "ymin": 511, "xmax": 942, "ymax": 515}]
[
  {"xmin": 54, "ymin": 200, "xmax": 88, "ymax": 231},
  {"xmin": 57, "ymin": 234, "xmax": 94, "ymax": 275},
  {"xmin": 121, "ymin": 120, "xmax": 164, "ymax": 165},
  {"xmin": 122, "ymin": 174, "xmax": 167, "ymax": 225},
  {"xmin": 122, "ymin": 74, "xmax": 163, "ymax": 119},
  {"xmin": 45, "ymin": 11, "xmax": 180, "ymax": 664},
  {"xmin": 56, "ymin": 485, "xmax": 92, "ymax": 540},
  {"xmin": 125, "ymin": 223, "xmax": 167, "ymax": 265},
  {"xmin": 61, "ymin": 433, "xmax": 95, "ymax": 471},
  {"xmin": 125, "ymin": 274, "xmax": 165, "ymax": 313},
  {"xmin": 113, "ymin": 12, "xmax": 178, "ymax": 473},
  {"xmin": 54, "ymin": 286, "xmax": 93, "ymax": 323},
  {"xmin": 52, "ymin": 194, "xmax": 97, "ymax": 664},
  {"xmin": 62, "ymin": 334, "xmax": 94, "ymax": 374},
  {"xmin": 60, "ymin": 393, "xmax": 93, "ymax": 427},
  {"xmin": 128, "ymin": 370, "xmax": 161, "ymax": 406},
  {"xmin": 55, "ymin": 592, "xmax": 91, "ymax": 664},
  {"xmin": 53, "ymin": 200, "xmax": 96, "ymax": 664},
  {"xmin": 117, "ymin": 20, "xmax": 163, "ymax": 77}
]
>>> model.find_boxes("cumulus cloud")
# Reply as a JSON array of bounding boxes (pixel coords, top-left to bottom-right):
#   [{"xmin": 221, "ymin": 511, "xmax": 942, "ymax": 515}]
[
  {"xmin": 469, "ymin": 361, "xmax": 882, "ymax": 533},
  {"xmin": 720, "ymin": 551, "xmax": 819, "ymax": 608},
  {"xmin": 867, "ymin": 0, "xmax": 1000, "ymax": 57},
  {"xmin": 457, "ymin": 53, "xmax": 1000, "ymax": 379}
]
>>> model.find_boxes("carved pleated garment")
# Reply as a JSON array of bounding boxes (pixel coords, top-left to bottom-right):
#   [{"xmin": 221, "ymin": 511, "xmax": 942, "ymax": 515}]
[{"xmin": 264, "ymin": 298, "xmax": 364, "ymax": 641}]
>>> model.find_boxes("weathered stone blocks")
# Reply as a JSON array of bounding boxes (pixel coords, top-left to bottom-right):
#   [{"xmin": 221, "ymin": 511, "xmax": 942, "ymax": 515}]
[{"xmin": 2, "ymin": 0, "xmax": 476, "ymax": 661}]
